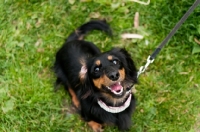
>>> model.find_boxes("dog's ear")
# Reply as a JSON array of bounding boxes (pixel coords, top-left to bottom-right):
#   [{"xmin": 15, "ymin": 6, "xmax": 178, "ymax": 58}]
[{"xmin": 111, "ymin": 48, "xmax": 138, "ymax": 83}]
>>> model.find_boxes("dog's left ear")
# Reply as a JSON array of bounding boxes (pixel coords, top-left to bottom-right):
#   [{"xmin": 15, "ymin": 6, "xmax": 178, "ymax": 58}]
[{"xmin": 111, "ymin": 48, "xmax": 138, "ymax": 83}]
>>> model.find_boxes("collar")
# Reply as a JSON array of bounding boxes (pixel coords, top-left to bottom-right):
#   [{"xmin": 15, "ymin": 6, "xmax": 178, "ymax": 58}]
[{"xmin": 97, "ymin": 91, "xmax": 132, "ymax": 113}]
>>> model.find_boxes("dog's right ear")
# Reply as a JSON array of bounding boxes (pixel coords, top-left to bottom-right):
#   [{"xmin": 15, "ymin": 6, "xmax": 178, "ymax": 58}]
[
  {"xmin": 119, "ymin": 48, "xmax": 138, "ymax": 83},
  {"xmin": 110, "ymin": 48, "xmax": 138, "ymax": 83}
]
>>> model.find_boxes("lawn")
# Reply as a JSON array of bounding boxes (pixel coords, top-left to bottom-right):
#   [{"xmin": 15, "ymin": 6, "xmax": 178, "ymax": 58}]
[{"xmin": 0, "ymin": 0, "xmax": 200, "ymax": 132}]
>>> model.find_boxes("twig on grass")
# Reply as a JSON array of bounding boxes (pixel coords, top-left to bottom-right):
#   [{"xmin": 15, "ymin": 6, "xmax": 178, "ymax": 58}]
[
  {"xmin": 121, "ymin": 33, "xmax": 143, "ymax": 39},
  {"xmin": 134, "ymin": 12, "xmax": 139, "ymax": 29},
  {"xmin": 194, "ymin": 38, "xmax": 200, "ymax": 45},
  {"xmin": 128, "ymin": 0, "xmax": 150, "ymax": 5},
  {"xmin": 121, "ymin": 12, "xmax": 143, "ymax": 39}
]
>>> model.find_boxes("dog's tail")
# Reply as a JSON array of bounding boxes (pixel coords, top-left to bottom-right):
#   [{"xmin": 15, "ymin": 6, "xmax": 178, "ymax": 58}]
[{"xmin": 66, "ymin": 20, "xmax": 112, "ymax": 42}]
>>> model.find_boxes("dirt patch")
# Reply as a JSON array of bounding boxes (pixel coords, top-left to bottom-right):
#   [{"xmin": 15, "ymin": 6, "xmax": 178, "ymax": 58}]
[{"xmin": 194, "ymin": 114, "xmax": 200, "ymax": 132}]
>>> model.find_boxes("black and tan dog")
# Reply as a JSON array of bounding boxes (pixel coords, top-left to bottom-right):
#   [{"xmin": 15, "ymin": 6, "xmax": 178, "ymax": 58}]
[{"xmin": 54, "ymin": 20, "xmax": 138, "ymax": 131}]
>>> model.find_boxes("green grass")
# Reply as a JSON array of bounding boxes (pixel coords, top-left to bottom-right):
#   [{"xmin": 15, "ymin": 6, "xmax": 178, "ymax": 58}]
[{"xmin": 0, "ymin": 0, "xmax": 200, "ymax": 132}]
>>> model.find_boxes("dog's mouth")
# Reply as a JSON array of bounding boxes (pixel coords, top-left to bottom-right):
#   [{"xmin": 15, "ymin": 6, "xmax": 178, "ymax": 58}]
[
  {"xmin": 97, "ymin": 81, "xmax": 134, "ymax": 113},
  {"xmin": 98, "ymin": 90, "xmax": 132, "ymax": 113},
  {"xmin": 106, "ymin": 82, "xmax": 123, "ymax": 95}
]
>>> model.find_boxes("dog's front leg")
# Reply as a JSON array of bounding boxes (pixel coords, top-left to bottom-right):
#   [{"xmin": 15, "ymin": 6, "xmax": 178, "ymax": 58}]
[{"xmin": 88, "ymin": 121, "xmax": 103, "ymax": 132}]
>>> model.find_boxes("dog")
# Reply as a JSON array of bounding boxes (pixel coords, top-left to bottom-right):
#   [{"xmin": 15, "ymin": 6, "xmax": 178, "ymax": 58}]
[{"xmin": 53, "ymin": 20, "xmax": 138, "ymax": 131}]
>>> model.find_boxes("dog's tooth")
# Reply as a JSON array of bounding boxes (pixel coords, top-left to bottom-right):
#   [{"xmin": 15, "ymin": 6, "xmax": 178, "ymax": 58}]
[{"xmin": 107, "ymin": 86, "xmax": 111, "ymax": 90}]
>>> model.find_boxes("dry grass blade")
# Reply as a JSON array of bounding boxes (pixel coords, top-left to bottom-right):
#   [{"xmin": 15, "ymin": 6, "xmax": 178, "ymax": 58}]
[
  {"xmin": 134, "ymin": 12, "xmax": 139, "ymax": 28},
  {"xmin": 121, "ymin": 33, "xmax": 143, "ymax": 39},
  {"xmin": 194, "ymin": 38, "xmax": 200, "ymax": 45},
  {"xmin": 128, "ymin": 0, "xmax": 150, "ymax": 5}
]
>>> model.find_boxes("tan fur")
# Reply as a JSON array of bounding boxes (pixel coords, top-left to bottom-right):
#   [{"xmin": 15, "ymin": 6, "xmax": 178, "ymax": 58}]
[
  {"xmin": 95, "ymin": 60, "xmax": 101, "ymax": 66},
  {"xmin": 119, "ymin": 68, "xmax": 125, "ymax": 80},
  {"xmin": 68, "ymin": 88, "xmax": 80, "ymax": 109},
  {"xmin": 79, "ymin": 58, "xmax": 87, "ymax": 82},
  {"xmin": 107, "ymin": 55, "xmax": 113, "ymax": 60},
  {"xmin": 75, "ymin": 30, "xmax": 84, "ymax": 40},
  {"xmin": 93, "ymin": 68, "xmax": 125, "ymax": 89},
  {"xmin": 93, "ymin": 74, "xmax": 111, "ymax": 89},
  {"xmin": 88, "ymin": 121, "xmax": 103, "ymax": 132}
]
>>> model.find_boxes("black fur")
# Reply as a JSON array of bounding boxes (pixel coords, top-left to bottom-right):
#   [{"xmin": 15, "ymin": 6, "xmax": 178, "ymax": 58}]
[{"xmin": 54, "ymin": 20, "xmax": 138, "ymax": 131}]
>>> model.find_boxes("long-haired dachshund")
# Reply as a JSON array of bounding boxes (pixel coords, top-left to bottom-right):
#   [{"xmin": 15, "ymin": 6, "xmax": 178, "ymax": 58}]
[{"xmin": 54, "ymin": 20, "xmax": 138, "ymax": 131}]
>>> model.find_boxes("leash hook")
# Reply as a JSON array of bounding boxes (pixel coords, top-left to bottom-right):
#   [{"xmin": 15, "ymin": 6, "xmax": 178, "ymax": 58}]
[{"xmin": 137, "ymin": 56, "xmax": 154, "ymax": 78}]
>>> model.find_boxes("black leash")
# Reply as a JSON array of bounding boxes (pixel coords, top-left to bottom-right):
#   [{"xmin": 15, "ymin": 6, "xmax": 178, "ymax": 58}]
[{"xmin": 137, "ymin": 0, "xmax": 200, "ymax": 77}]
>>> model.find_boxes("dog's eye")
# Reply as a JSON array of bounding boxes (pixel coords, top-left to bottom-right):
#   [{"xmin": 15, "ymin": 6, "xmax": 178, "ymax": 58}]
[
  {"xmin": 112, "ymin": 60, "xmax": 118, "ymax": 65},
  {"xmin": 94, "ymin": 67, "xmax": 100, "ymax": 72}
]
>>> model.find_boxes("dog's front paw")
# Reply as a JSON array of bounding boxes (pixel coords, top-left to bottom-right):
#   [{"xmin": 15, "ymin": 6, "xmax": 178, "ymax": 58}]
[{"xmin": 88, "ymin": 121, "xmax": 104, "ymax": 132}]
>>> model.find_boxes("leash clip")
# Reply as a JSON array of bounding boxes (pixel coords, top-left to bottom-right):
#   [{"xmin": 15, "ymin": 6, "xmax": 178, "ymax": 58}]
[{"xmin": 137, "ymin": 55, "xmax": 154, "ymax": 78}]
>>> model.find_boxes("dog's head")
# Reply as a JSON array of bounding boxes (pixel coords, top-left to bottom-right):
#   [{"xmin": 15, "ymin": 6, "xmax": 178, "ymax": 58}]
[{"xmin": 80, "ymin": 48, "xmax": 137, "ymax": 107}]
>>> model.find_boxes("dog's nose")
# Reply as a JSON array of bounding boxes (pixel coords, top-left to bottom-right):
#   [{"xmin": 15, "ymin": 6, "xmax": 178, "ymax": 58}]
[{"xmin": 108, "ymin": 71, "xmax": 119, "ymax": 81}]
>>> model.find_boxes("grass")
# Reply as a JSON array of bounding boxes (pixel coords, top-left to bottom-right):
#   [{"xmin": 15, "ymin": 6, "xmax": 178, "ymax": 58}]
[{"xmin": 0, "ymin": 0, "xmax": 200, "ymax": 131}]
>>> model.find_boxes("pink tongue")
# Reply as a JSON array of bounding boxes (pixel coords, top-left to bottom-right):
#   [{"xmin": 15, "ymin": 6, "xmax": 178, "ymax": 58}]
[{"xmin": 110, "ymin": 83, "xmax": 122, "ymax": 92}]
